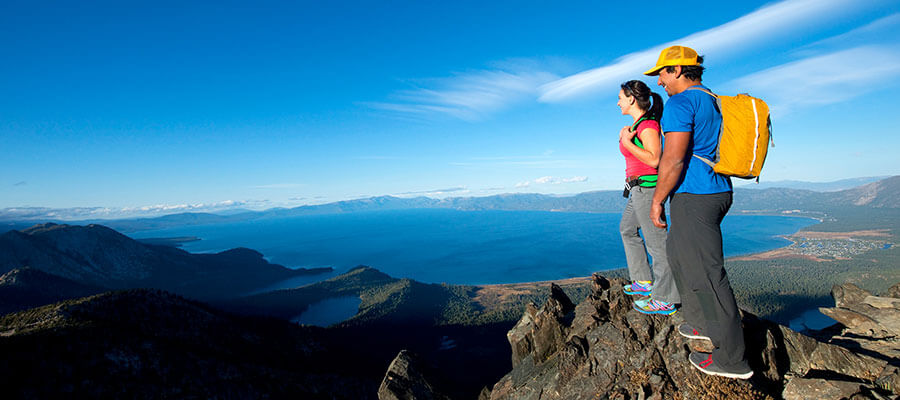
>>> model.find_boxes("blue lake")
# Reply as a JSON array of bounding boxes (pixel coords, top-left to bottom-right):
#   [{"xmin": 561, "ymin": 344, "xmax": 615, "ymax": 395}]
[
  {"xmin": 129, "ymin": 209, "xmax": 817, "ymax": 285},
  {"xmin": 291, "ymin": 296, "xmax": 361, "ymax": 327}
]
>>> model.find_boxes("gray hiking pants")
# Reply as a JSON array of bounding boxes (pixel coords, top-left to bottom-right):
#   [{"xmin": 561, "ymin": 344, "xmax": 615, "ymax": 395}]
[
  {"xmin": 619, "ymin": 186, "xmax": 680, "ymax": 304},
  {"xmin": 667, "ymin": 192, "xmax": 749, "ymax": 371}
]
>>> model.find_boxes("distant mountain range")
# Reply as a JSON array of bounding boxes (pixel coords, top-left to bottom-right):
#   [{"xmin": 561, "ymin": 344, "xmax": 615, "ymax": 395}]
[
  {"xmin": 2, "ymin": 176, "xmax": 899, "ymax": 234},
  {"xmin": 735, "ymin": 176, "xmax": 890, "ymax": 192},
  {"xmin": 0, "ymin": 223, "xmax": 330, "ymax": 301},
  {"xmin": 104, "ymin": 175, "xmax": 900, "ymax": 232}
]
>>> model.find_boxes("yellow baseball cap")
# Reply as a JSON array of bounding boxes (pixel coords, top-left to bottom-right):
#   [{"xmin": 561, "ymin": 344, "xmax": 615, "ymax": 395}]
[{"xmin": 643, "ymin": 45, "xmax": 700, "ymax": 76}]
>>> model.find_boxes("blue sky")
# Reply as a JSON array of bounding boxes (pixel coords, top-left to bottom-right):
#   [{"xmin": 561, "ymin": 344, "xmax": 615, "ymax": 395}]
[{"xmin": 2, "ymin": 0, "xmax": 899, "ymax": 219}]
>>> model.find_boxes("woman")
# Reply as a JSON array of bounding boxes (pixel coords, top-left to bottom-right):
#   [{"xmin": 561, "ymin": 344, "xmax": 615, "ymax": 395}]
[{"xmin": 616, "ymin": 80, "xmax": 680, "ymax": 315}]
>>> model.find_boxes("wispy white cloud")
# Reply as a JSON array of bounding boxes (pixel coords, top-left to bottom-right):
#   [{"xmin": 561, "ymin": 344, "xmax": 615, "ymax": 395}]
[
  {"xmin": 122, "ymin": 200, "xmax": 251, "ymax": 213},
  {"xmin": 517, "ymin": 176, "xmax": 588, "ymax": 188},
  {"xmin": 726, "ymin": 45, "xmax": 900, "ymax": 114},
  {"xmin": 1, "ymin": 200, "xmax": 271, "ymax": 221},
  {"xmin": 795, "ymin": 12, "xmax": 900, "ymax": 55},
  {"xmin": 539, "ymin": 0, "xmax": 863, "ymax": 102},
  {"xmin": 13, "ymin": 181, "xmax": 26, "ymax": 187},
  {"xmin": 370, "ymin": 61, "xmax": 561, "ymax": 121},
  {"xmin": 395, "ymin": 187, "xmax": 470, "ymax": 197}
]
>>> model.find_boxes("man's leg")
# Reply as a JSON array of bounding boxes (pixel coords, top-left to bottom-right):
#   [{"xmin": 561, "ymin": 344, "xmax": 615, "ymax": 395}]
[
  {"xmin": 670, "ymin": 192, "xmax": 748, "ymax": 371},
  {"xmin": 667, "ymin": 194, "xmax": 703, "ymax": 329}
]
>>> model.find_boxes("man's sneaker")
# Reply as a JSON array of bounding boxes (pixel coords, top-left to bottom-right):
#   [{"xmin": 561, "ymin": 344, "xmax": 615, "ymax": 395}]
[
  {"xmin": 677, "ymin": 323, "xmax": 711, "ymax": 341},
  {"xmin": 623, "ymin": 281, "xmax": 651, "ymax": 296},
  {"xmin": 688, "ymin": 352, "xmax": 753, "ymax": 379},
  {"xmin": 633, "ymin": 299, "xmax": 677, "ymax": 315}
]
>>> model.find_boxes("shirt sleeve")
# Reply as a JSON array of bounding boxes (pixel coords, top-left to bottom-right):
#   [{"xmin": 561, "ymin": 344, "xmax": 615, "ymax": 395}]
[
  {"xmin": 635, "ymin": 120, "xmax": 660, "ymax": 142},
  {"xmin": 660, "ymin": 95, "xmax": 693, "ymax": 134}
]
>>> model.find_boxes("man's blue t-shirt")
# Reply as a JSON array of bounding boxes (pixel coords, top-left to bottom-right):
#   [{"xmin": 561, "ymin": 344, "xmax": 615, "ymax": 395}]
[{"xmin": 660, "ymin": 85, "xmax": 732, "ymax": 194}]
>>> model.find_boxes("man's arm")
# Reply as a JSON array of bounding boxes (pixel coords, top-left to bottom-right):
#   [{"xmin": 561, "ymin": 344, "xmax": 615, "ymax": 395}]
[{"xmin": 650, "ymin": 131, "xmax": 690, "ymax": 228}]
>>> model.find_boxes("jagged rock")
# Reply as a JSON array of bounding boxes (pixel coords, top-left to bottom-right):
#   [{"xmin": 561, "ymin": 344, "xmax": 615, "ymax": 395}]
[
  {"xmin": 488, "ymin": 274, "xmax": 900, "ymax": 400},
  {"xmin": 378, "ymin": 350, "xmax": 451, "ymax": 400},
  {"xmin": 833, "ymin": 283, "xmax": 873, "ymax": 308},
  {"xmin": 887, "ymin": 283, "xmax": 900, "ymax": 299},
  {"xmin": 819, "ymin": 283, "xmax": 900, "ymax": 362},
  {"xmin": 506, "ymin": 283, "xmax": 575, "ymax": 368},
  {"xmin": 876, "ymin": 365, "xmax": 900, "ymax": 396},
  {"xmin": 782, "ymin": 378, "xmax": 866, "ymax": 400}
]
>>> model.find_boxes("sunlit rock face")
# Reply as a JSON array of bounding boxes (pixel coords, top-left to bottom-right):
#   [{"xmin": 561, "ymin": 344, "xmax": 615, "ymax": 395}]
[{"xmin": 485, "ymin": 274, "xmax": 900, "ymax": 400}]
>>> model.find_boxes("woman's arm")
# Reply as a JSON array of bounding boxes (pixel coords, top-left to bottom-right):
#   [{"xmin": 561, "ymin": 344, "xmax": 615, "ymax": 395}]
[{"xmin": 619, "ymin": 127, "xmax": 662, "ymax": 168}]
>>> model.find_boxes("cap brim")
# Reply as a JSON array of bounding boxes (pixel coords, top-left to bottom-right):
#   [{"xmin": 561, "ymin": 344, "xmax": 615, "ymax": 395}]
[{"xmin": 643, "ymin": 65, "xmax": 664, "ymax": 76}]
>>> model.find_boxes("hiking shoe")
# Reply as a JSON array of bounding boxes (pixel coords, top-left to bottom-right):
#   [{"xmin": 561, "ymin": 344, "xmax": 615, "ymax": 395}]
[
  {"xmin": 623, "ymin": 281, "xmax": 651, "ymax": 296},
  {"xmin": 678, "ymin": 323, "xmax": 710, "ymax": 341},
  {"xmin": 633, "ymin": 298, "xmax": 650, "ymax": 309},
  {"xmin": 688, "ymin": 352, "xmax": 753, "ymax": 379},
  {"xmin": 633, "ymin": 299, "xmax": 677, "ymax": 315}
]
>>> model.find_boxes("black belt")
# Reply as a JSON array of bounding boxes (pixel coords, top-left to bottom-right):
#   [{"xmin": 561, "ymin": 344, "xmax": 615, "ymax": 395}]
[{"xmin": 623, "ymin": 176, "xmax": 656, "ymax": 198}]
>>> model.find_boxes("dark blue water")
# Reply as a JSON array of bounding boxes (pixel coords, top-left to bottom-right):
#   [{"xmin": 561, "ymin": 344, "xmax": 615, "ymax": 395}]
[
  {"xmin": 788, "ymin": 307, "xmax": 837, "ymax": 332},
  {"xmin": 130, "ymin": 210, "xmax": 817, "ymax": 285},
  {"xmin": 291, "ymin": 296, "xmax": 361, "ymax": 327}
]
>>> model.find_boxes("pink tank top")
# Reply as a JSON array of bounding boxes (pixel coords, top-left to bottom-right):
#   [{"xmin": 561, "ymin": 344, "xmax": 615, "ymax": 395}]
[{"xmin": 619, "ymin": 119, "xmax": 660, "ymax": 178}]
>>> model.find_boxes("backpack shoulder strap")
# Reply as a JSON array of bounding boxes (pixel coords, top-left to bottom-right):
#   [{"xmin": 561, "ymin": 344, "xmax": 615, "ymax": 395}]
[
  {"xmin": 692, "ymin": 154, "xmax": 716, "ymax": 168},
  {"xmin": 685, "ymin": 86, "xmax": 722, "ymax": 167},
  {"xmin": 686, "ymin": 86, "xmax": 717, "ymax": 98}
]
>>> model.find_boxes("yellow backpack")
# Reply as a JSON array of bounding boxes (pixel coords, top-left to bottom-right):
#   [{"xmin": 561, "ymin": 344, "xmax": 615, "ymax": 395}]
[{"xmin": 688, "ymin": 87, "xmax": 773, "ymax": 180}]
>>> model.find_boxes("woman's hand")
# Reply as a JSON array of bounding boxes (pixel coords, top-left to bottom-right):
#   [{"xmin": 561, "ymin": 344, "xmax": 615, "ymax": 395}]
[{"xmin": 619, "ymin": 126, "xmax": 636, "ymax": 143}]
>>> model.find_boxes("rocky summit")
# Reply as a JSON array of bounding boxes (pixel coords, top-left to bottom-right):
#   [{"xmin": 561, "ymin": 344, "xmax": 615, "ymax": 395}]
[{"xmin": 478, "ymin": 274, "xmax": 900, "ymax": 400}]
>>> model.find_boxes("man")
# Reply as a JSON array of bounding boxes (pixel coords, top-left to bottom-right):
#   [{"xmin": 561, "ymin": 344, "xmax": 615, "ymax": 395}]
[{"xmin": 644, "ymin": 45, "xmax": 753, "ymax": 379}]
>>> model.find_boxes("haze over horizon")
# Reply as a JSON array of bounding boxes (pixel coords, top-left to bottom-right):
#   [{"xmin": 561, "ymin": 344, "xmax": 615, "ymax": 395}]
[{"xmin": 3, "ymin": 0, "xmax": 899, "ymax": 219}]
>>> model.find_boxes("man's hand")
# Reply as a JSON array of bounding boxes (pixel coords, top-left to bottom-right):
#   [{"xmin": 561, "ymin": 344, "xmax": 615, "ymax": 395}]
[{"xmin": 650, "ymin": 201, "xmax": 667, "ymax": 229}]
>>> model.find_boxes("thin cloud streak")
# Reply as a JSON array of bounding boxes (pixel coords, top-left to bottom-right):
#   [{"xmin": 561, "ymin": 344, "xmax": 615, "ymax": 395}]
[
  {"xmin": 539, "ymin": 0, "xmax": 859, "ymax": 102},
  {"xmin": 372, "ymin": 65, "xmax": 560, "ymax": 121},
  {"xmin": 793, "ymin": 13, "xmax": 900, "ymax": 56},
  {"xmin": 396, "ymin": 187, "xmax": 469, "ymax": 196},
  {"xmin": 727, "ymin": 45, "xmax": 900, "ymax": 114},
  {"xmin": 516, "ymin": 176, "xmax": 588, "ymax": 188},
  {"xmin": 0, "ymin": 199, "xmax": 269, "ymax": 220}
]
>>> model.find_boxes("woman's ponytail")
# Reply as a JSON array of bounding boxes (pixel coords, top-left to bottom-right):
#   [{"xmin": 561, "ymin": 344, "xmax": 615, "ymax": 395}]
[
  {"xmin": 621, "ymin": 80, "xmax": 664, "ymax": 121},
  {"xmin": 648, "ymin": 92, "xmax": 664, "ymax": 121}
]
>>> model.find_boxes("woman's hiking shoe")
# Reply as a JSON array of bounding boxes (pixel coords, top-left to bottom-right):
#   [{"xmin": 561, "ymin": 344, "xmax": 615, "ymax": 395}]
[
  {"xmin": 623, "ymin": 281, "xmax": 651, "ymax": 296},
  {"xmin": 677, "ymin": 323, "xmax": 710, "ymax": 341},
  {"xmin": 688, "ymin": 352, "xmax": 753, "ymax": 379},
  {"xmin": 633, "ymin": 298, "xmax": 650, "ymax": 308},
  {"xmin": 633, "ymin": 299, "xmax": 676, "ymax": 315}
]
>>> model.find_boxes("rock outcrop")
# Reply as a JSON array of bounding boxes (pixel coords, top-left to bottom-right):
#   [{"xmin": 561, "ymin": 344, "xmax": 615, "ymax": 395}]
[
  {"xmin": 816, "ymin": 282, "xmax": 900, "ymax": 392},
  {"xmin": 378, "ymin": 350, "xmax": 452, "ymax": 400},
  {"xmin": 485, "ymin": 274, "xmax": 900, "ymax": 400}
]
